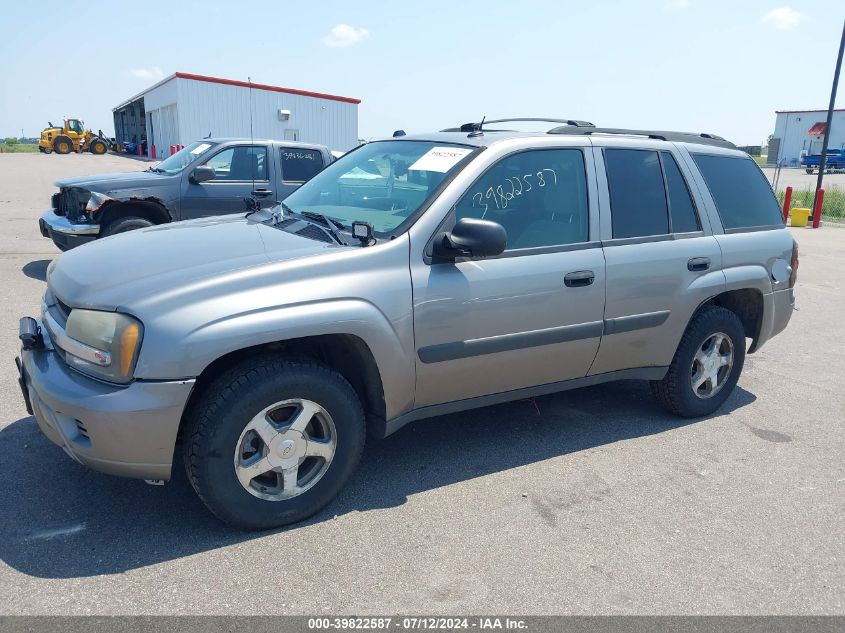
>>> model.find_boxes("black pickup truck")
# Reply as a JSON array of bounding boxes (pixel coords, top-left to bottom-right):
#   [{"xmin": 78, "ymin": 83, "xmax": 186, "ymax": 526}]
[{"xmin": 39, "ymin": 138, "xmax": 334, "ymax": 250}]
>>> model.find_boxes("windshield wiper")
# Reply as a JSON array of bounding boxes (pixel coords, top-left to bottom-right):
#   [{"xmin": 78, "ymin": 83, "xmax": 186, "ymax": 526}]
[{"xmin": 299, "ymin": 210, "xmax": 348, "ymax": 245}]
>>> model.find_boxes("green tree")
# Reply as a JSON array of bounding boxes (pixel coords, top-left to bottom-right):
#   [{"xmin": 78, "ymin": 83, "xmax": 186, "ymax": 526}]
[{"xmin": 5, "ymin": 137, "xmax": 19, "ymax": 145}]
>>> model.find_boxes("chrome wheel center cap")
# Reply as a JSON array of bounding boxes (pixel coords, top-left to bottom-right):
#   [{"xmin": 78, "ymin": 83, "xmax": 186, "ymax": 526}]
[
  {"xmin": 267, "ymin": 432, "xmax": 305, "ymax": 468},
  {"xmin": 279, "ymin": 439, "xmax": 296, "ymax": 457}
]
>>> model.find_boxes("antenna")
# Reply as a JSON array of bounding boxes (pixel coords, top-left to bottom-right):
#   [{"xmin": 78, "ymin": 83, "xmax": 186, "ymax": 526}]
[
  {"xmin": 244, "ymin": 76, "xmax": 260, "ymax": 212},
  {"xmin": 249, "ymin": 76, "xmax": 255, "ymax": 194},
  {"xmin": 467, "ymin": 115, "xmax": 486, "ymax": 138}
]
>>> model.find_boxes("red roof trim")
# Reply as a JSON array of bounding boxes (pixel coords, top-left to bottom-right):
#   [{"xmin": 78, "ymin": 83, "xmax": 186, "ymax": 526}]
[
  {"xmin": 775, "ymin": 108, "xmax": 845, "ymax": 114},
  {"xmin": 174, "ymin": 72, "xmax": 361, "ymax": 104}
]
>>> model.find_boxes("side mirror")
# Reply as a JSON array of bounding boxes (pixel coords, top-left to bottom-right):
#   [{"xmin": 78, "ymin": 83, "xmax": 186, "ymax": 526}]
[
  {"xmin": 433, "ymin": 218, "xmax": 507, "ymax": 261},
  {"xmin": 190, "ymin": 165, "xmax": 215, "ymax": 183}
]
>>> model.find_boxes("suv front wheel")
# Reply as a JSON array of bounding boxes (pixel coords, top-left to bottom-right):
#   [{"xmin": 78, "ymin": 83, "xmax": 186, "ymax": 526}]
[
  {"xmin": 101, "ymin": 215, "xmax": 154, "ymax": 237},
  {"xmin": 183, "ymin": 356, "xmax": 365, "ymax": 530},
  {"xmin": 651, "ymin": 306, "xmax": 746, "ymax": 418}
]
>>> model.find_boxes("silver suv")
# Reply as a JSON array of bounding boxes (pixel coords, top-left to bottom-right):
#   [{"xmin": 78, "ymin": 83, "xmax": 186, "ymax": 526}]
[{"xmin": 16, "ymin": 120, "xmax": 797, "ymax": 529}]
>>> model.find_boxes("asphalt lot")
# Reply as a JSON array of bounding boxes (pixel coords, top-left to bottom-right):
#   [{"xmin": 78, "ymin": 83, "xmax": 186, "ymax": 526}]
[
  {"xmin": 761, "ymin": 166, "xmax": 845, "ymax": 192},
  {"xmin": 0, "ymin": 152, "xmax": 843, "ymax": 615}
]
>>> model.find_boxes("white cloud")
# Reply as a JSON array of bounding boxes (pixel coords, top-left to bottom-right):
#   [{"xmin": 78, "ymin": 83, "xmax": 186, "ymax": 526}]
[
  {"xmin": 128, "ymin": 66, "xmax": 165, "ymax": 80},
  {"xmin": 761, "ymin": 7, "xmax": 807, "ymax": 30},
  {"xmin": 322, "ymin": 24, "xmax": 370, "ymax": 47},
  {"xmin": 664, "ymin": 0, "xmax": 690, "ymax": 10}
]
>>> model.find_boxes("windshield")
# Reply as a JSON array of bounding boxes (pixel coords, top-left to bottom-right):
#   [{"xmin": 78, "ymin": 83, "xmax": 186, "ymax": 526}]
[
  {"xmin": 281, "ymin": 140, "xmax": 478, "ymax": 235},
  {"xmin": 155, "ymin": 141, "xmax": 217, "ymax": 174}
]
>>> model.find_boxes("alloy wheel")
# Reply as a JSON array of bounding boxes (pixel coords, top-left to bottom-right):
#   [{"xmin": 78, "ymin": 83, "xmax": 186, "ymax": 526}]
[
  {"xmin": 690, "ymin": 332, "xmax": 734, "ymax": 399},
  {"xmin": 233, "ymin": 398, "xmax": 337, "ymax": 501}
]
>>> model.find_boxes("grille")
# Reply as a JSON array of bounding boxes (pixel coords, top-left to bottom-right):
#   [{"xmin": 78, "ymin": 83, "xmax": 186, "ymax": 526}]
[
  {"xmin": 74, "ymin": 420, "xmax": 90, "ymax": 441},
  {"xmin": 51, "ymin": 192, "xmax": 64, "ymax": 215},
  {"xmin": 44, "ymin": 288, "xmax": 72, "ymax": 326},
  {"xmin": 62, "ymin": 187, "xmax": 90, "ymax": 222},
  {"xmin": 55, "ymin": 297, "xmax": 72, "ymax": 321}
]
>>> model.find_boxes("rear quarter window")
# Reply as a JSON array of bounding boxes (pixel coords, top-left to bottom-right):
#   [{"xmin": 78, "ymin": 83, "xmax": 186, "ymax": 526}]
[
  {"xmin": 691, "ymin": 154, "xmax": 783, "ymax": 230},
  {"xmin": 281, "ymin": 148, "xmax": 324, "ymax": 183}
]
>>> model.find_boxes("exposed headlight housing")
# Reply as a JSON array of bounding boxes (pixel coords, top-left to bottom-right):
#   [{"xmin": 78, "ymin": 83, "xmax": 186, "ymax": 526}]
[
  {"xmin": 85, "ymin": 192, "xmax": 114, "ymax": 215},
  {"xmin": 62, "ymin": 310, "xmax": 143, "ymax": 384}
]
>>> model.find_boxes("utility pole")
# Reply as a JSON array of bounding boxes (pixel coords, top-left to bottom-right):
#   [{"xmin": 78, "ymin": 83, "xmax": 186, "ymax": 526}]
[{"xmin": 815, "ymin": 18, "xmax": 845, "ymax": 198}]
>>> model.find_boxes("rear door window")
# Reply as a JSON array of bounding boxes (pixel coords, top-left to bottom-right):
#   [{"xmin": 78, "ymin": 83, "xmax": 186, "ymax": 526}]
[
  {"xmin": 280, "ymin": 148, "xmax": 324, "ymax": 183},
  {"xmin": 661, "ymin": 152, "xmax": 701, "ymax": 233},
  {"xmin": 604, "ymin": 149, "xmax": 669, "ymax": 239},
  {"xmin": 691, "ymin": 154, "xmax": 782, "ymax": 229}
]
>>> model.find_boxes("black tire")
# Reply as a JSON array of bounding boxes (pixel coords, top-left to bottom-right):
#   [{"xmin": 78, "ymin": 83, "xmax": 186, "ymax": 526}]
[
  {"xmin": 650, "ymin": 306, "xmax": 746, "ymax": 418},
  {"xmin": 100, "ymin": 215, "xmax": 154, "ymax": 237},
  {"xmin": 89, "ymin": 138, "xmax": 107, "ymax": 155},
  {"xmin": 53, "ymin": 136, "xmax": 73, "ymax": 155},
  {"xmin": 183, "ymin": 356, "xmax": 365, "ymax": 530}
]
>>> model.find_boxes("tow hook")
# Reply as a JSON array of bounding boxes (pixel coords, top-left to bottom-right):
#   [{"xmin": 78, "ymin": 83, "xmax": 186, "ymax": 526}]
[{"xmin": 19, "ymin": 317, "xmax": 43, "ymax": 350}]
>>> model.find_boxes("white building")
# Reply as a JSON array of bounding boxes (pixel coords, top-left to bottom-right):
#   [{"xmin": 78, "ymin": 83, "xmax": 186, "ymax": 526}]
[
  {"xmin": 769, "ymin": 108, "xmax": 845, "ymax": 166},
  {"xmin": 112, "ymin": 72, "xmax": 360, "ymax": 158}
]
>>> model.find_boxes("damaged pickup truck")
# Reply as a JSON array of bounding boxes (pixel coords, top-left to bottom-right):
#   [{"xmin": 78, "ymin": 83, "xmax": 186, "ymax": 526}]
[{"xmin": 39, "ymin": 138, "xmax": 333, "ymax": 250}]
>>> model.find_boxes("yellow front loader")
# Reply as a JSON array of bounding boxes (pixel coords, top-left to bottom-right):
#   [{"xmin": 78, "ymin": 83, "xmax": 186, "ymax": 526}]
[{"xmin": 38, "ymin": 118, "xmax": 109, "ymax": 155}]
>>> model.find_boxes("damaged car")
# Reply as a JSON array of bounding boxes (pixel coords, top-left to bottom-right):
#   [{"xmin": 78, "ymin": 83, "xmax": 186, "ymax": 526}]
[{"xmin": 39, "ymin": 139, "xmax": 334, "ymax": 250}]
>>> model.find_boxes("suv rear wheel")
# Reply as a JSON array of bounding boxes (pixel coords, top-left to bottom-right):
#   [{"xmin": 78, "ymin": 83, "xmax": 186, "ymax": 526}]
[
  {"xmin": 651, "ymin": 306, "xmax": 746, "ymax": 418},
  {"xmin": 183, "ymin": 356, "xmax": 365, "ymax": 530}
]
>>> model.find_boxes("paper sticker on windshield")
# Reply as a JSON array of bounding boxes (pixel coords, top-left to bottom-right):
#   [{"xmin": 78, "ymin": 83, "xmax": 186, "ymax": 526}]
[
  {"xmin": 191, "ymin": 143, "xmax": 211, "ymax": 155},
  {"xmin": 409, "ymin": 147, "xmax": 472, "ymax": 172}
]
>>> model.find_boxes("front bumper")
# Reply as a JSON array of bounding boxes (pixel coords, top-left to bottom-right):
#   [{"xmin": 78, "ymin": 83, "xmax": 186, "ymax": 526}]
[
  {"xmin": 39, "ymin": 209, "xmax": 99, "ymax": 251},
  {"xmin": 18, "ymin": 323, "xmax": 195, "ymax": 480}
]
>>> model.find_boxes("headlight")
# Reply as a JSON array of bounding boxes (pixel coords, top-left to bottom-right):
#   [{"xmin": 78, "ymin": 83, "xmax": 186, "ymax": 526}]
[{"xmin": 63, "ymin": 310, "xmax": 143, "ymax": 383}]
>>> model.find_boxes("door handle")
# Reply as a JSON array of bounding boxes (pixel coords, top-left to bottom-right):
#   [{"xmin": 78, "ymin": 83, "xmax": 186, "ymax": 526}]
[
  {"xmin": 251, "ymin": 189, "xmax": 273, "ymax": 197},
  {"xmin": 564, "ymin": 270, "xmax": 595, "ymax": 287},
  {"xmin": 687, "ymin": 257, "xmax": 711, "ymax": 272}
]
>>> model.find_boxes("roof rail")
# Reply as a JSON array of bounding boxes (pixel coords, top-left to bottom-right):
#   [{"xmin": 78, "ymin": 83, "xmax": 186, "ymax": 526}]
[
  {"xmin": 548, "ymin": 126, "xmax": 736, "ymax": 149},
  {"xmin": 441, "ymin": 118, "xmax": 596, "ymax": 133}
]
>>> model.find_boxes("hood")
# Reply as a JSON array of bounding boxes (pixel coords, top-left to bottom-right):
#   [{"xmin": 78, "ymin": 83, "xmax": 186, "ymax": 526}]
[
  {"xmin": 48, "ymin": 215, "xmax": 345, "ymax": 311},
  {"xmin": 56, "ymin": 170, "xmax": 172, "ymax": 193}
]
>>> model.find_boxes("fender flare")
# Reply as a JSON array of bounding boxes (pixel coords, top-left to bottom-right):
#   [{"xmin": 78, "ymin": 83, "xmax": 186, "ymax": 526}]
[{"xmin": 135, "ymin": 298, "xmax": 416, "ymax": 420}]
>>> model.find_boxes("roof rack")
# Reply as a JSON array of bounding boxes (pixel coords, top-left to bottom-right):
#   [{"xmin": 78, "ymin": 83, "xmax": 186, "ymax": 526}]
[
  {"xmin": 441, "ymin": 118, "xmax": 596, "ymax": 133},
  {"xmin": 548, "ymin": 126, "xmax": 736, "ymax": 149}
]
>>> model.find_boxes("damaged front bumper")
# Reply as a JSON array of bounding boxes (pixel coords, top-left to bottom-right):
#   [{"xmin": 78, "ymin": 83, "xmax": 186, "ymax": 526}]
[{"xmin": 39, "ymin": 209, "xmax": 99, "ymax": 251}]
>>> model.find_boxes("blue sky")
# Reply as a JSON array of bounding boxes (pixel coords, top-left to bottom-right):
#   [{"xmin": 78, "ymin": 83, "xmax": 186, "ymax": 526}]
[{"xmin": 1, "ymin": 0, "xmax": 842, "ymax": 144}]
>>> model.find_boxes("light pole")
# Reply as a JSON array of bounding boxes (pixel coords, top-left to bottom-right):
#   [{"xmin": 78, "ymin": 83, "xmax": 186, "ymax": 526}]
[{"xmin": 815, "ymin": 18, "xmax": 845, "ymax": 199}]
